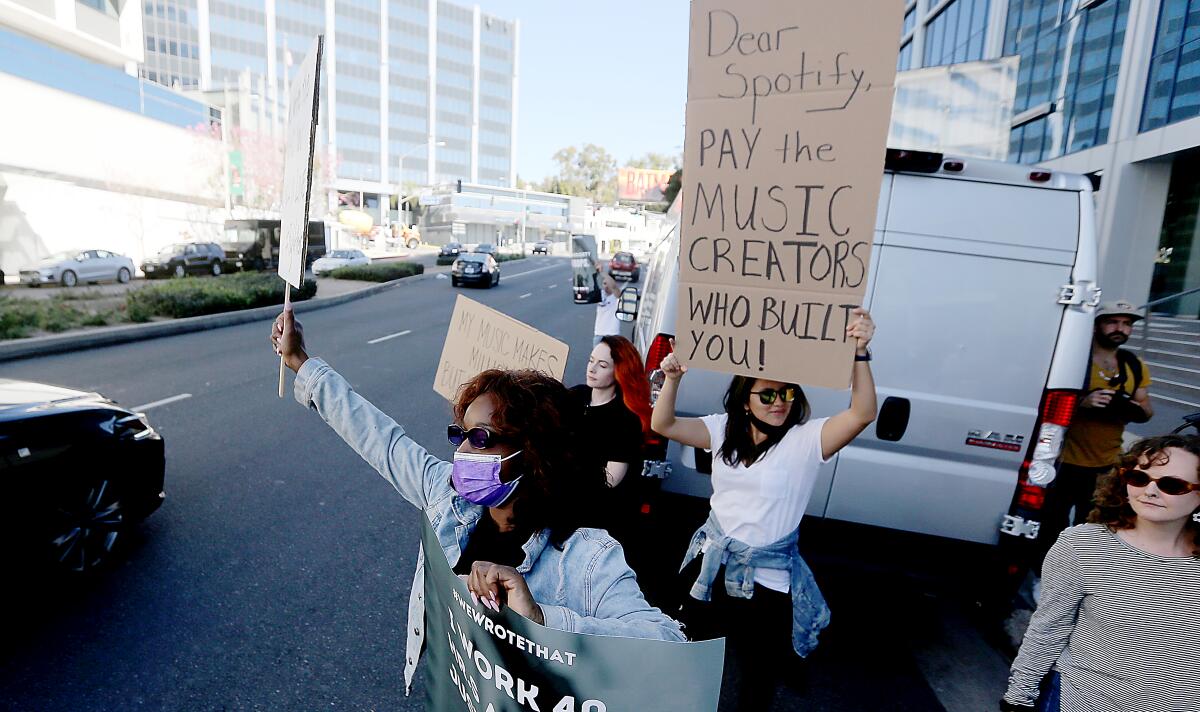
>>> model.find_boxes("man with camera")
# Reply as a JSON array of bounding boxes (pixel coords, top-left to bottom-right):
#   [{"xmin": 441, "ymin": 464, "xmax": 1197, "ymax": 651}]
[{"xmin": 1035, "ymin": 300, "xmax": 1153, "ymax": 569}]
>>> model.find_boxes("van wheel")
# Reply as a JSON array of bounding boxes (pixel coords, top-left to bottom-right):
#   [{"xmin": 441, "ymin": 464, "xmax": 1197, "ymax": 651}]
[
  {"xmin": 173, "ymin": 265, "xmax": 185, "ymax": 278},
  {"xmin": 210, "ymin": 261, "xmax": 222, "ymax": 277},
  {"xmin": 61, "ymin": 270, "xmax": 77, "ymax": 288},
  {"xmin": 117, "ymin": 267, "xmax": 131, "ymax": 284},
  {"xmin": 406, "ymin": 238, "xmax": 419, "ymax": 249}
]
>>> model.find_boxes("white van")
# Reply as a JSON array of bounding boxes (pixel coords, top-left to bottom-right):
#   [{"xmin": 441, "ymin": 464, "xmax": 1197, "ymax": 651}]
[{"xmin": 626, "ymin": 149, "xmax": 1099, "ymax": 560}]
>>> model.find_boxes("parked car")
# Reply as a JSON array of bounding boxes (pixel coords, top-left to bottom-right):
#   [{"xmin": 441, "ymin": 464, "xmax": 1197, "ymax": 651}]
[
  {"xmin": 312, "ymin": 249, "xmax": 370, "ymax": 276},
  {"xmin": 20, "ymin": 250, "xmax": 135, "ymax": 288},
  {"xmin": 141, "ymin": 242, "xmax": 226, "ymax": 279},
  {"xmin": 0, "ymin": 379, "xmax": 165, "ymax": 573},
  {"xmin": 623, "ymin": 149, "xmax": 1098, "ymax": 598},
  {"xmin": 436, "ymin": 242, "xmax": 465, "ymax": 266},
  {"xmin": 532, "ymin": 240, "xmax": 552, "ymax": 255},
  {"xmin": 451, "ymin": 253, "xmax": 500, "ymax": 288},
  {"xmin": 609, "ymin": 251, "xmax": 640, "ymax": 282},
  {"xmin": 473, "ymin": 243, "xmax": 498, "ymax": 256}
]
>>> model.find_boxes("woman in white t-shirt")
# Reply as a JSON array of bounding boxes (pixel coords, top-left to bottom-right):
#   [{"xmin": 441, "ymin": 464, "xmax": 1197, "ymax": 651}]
[
  {"xmin": 592, "ymin": 272, "xmax": 620, "ymax": 347},
  {"xmin": 651, "ymin": 308, "xmax": 878, "ymax": 712}
]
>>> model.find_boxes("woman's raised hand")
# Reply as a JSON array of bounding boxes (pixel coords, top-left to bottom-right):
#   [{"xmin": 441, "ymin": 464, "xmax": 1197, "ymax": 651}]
[
  {"xmin": 270, "ymin": 305, "xmax": 309, "ymax": 373},
  {"xmin": 465, "ymin": 561, "xmax": 544, "ymax": 625},
  {"xmin": 846, "ymin": 307, "xmax": 875, "ymax": 353},
  {"xmin": 659, "ymin": 339, "xmax": 688, "ymax": 381}
]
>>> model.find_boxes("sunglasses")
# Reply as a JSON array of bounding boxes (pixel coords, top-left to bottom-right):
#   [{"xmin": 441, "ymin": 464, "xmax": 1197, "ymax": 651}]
[
  {"xmin": 749, "ymin": 386, "xmax": 798, "ymax": 405},
  {"xmin": 447, "ymin": 424, "xmax": 505, "ymax": 449},
  {"xmin": 1120, "ymin": 468, "xmax": 1200, "ymax": 496}
]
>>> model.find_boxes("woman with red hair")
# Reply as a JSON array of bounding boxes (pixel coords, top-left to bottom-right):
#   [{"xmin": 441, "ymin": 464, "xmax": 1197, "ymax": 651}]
[{"xmin": 570, "ymin": 335, "xmax": 653, "ymax": 547}]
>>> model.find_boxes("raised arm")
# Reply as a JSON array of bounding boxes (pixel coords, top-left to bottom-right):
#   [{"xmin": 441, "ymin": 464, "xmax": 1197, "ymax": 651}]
[
  {"xmin": 649, "ymin": 343, "xmax": 711, "ymax": 450},
  {"xmin": 820, "ymin": 307, "xmax": 878, "ymax": 460},
  {"xmin": 272, "ymin": 307, "xmax": 452, "ymax": 510}
]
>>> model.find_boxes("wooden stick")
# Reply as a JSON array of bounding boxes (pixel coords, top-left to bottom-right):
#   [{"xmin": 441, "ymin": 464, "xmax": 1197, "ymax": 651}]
[{"xmin": 278, "ymin": 283, "xmax": 291, "ymax": 398}]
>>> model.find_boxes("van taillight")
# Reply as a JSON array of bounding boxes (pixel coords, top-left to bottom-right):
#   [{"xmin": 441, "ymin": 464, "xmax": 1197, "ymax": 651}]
[
  {"xmin": 1017, "ymin": 388, "xmax": 1079, "ymax": 492},
  {"xmin": 645, "ymin": 333, "xmax": 674, "ymax": 376},
  {"xmin": 1029, "ymin": 170, "xmax": 1052, "ymax": 182},
  {"xmin": 884, "ymin": 148, "xmax": 943, "ymax": 173}
]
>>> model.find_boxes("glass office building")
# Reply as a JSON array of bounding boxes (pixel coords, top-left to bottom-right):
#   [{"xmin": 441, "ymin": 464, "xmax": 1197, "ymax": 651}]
[
  {"xmin": 140, "ymin": 0, "xmax": 518, "ymax": 218},
  {"xmin": 897, "ymin": 0, "xmax": 1200, "ymax": 320}
]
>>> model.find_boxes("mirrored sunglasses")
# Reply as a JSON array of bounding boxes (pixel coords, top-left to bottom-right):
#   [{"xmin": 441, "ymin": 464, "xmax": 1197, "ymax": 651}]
[
  {"xmin": 750, "ymin": 386, "xmax": 798, "ymax": 405},
  {"xmin": 447, "ymin": 424, "xmax": 503, "ymax": 449}
]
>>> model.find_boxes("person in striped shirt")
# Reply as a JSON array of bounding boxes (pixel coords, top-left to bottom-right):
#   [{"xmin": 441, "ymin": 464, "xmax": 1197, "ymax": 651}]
[{"xmin": 1001, "ymin": 434, "xmax": 1200, "ymax": 711}]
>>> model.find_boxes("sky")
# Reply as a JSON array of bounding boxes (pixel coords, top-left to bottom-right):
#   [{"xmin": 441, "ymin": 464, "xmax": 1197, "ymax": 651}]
[{"xmin": 472, "ymin": 1, "xmax": 690, "ymax": 183}]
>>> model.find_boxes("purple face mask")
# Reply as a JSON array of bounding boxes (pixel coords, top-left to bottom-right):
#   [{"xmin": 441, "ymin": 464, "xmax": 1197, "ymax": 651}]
[{"xmin": 451, "ymin": 450, "xmax": 523, "ymax": 507}]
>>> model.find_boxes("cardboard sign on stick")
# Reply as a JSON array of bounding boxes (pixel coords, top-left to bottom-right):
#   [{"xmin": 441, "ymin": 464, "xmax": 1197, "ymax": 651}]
[
  {"xmin": 433, "ymin": 295, "xmax": 570, "ymax": 401},
  {"xmin": 278, "ymin": 35, "xmax": 323, "ymax": 289},
  {"xmin": 676, "ymin": 0, "xmax": 903, "ymax": 389}
]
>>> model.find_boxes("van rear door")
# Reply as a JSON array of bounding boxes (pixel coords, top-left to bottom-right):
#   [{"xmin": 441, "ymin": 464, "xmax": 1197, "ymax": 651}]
[{"xmin": 821, "ymin": 175, "xmax": 1083, "ymax": 544}]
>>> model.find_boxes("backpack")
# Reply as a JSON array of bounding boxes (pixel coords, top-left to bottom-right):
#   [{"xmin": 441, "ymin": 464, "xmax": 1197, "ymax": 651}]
[{"xmin": 1113, "ymin": 348, "xmax": 1143, "ymax": 393}]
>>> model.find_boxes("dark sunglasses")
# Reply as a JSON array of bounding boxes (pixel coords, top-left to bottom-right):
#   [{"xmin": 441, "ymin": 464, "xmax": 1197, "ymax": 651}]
[
  {"xmin": 749, "ymin": 386, "xmax": 798, "ymax": 405},
  {"xmin": 1120, "ymin": 468, "xmax": 1200, "ymax": 496},
  {"xmin": 447, "ymin": 424, "xmax": 504, "ymax": 449}
]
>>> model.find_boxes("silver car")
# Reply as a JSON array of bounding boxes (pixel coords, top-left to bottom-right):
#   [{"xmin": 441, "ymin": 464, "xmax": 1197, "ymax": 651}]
[
  {"xmin": 20, "ymin": 250, "xmax": 136, "ymax": 288},
  {"xmin": 312, "ymin": 249, "xmax": 370, "ymax": 276}
]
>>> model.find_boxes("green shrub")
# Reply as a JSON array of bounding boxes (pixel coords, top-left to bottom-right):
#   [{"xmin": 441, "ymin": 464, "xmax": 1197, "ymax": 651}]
[
  {"xmin": 495, "ymin": 252, "xmax": 526, "ymax": 263},
  {"xmin": 125, "ymin": 272, "xmax": 317, "ymax": 322},
  {"xmin": 325, "ymin": 262, "xmax": 424, "ymax": 282},
  {"xmin": 0, "ymin": 295, "xmax": 124, "ymax": 339}
]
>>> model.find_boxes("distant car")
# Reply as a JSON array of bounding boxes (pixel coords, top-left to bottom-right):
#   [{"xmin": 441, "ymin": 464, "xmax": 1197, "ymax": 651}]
[
  {"xmin": 436, "ymin": 242, "xmax": 464, "ymax": 266},
  {"xmin": 141, "ymin": 242, "xmax": 226, "ymax": 279},
  {"xmin": 0, "ymin": 379, "xmax": 165, "ymax": 574},
  {"xmin": 532, "ymin": 240, "xmax": 551, "ymax": 255},
  {"xmin": 312, "ymin": 249, "xmax": 370, "ymax": 276},
  {"xmin": 20, "ymin": 250, "xmax": 136, "ymax": 288},
  {"xmin": 609, "ymin": 251, "xmax": 640, "ymax": 282},
  {"xmin": 473, "ymin": 243, "xmax": 498, "ymax": 256},
  {"xmin": 451, "ymin": 253, "xmax": 500, "ymax": 288}
]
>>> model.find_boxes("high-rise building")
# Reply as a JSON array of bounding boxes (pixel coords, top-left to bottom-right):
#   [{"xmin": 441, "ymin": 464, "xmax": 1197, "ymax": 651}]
[
  {"xmin": 898, "ymin": 0, "xmax": 1200, "ymax": 319},
  {"xmin": 141, "ymin": 0, "xmax": 517, "ymax": 221}
]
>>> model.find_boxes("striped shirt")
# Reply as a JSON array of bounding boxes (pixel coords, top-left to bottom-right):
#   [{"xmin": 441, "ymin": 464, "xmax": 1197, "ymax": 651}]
[{"xmin": 1004, "ymin": 524, "xmax": 1200, "ymax": 712}]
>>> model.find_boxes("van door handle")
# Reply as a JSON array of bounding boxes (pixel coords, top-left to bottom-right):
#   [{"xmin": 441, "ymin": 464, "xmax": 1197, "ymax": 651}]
[{"xmin": 876, "ymin": 396, "xmax": 910, "ymax": 442}]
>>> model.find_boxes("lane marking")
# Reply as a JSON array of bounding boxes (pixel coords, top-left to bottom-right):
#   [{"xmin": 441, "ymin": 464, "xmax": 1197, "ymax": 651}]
[
  {"xmin": 519, "ymin": 292, "xmax": 532, "ymax": 299},
  {"xmin": 547, "ymin": 283, "xmax": 557, "ymax": 289},
  {"xmin": 133, "ymin": 393, "xmax": 192, "ymax": 411},
  {"xmin": 368, "ymin": 329, "xmax": 412, "ymax": 344},
  {"xmin": 500, "ymin": 264, "xmax": 562, "ymax": 281}
]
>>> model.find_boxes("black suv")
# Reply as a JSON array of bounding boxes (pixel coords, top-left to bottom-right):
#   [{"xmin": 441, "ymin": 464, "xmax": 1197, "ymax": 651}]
[
  {"xmin": 436, "ymin": 242, "xmax": 464, "ymax": 266},
  {"xmin": 141, "ymin": 242, "xmax": 226, "ymax": 279}
]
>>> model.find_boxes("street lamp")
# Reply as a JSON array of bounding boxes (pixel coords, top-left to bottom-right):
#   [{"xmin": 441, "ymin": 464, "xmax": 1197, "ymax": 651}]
[{"xmin": 397, "ymin": 139, "xmax": 446, "ymax": 226}]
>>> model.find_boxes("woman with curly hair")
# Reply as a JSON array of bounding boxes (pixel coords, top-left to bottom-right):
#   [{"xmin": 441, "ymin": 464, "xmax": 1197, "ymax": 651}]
[
  {"xmin": 1001, "ymin": 434, "xmax": 1200, "ymax": 712},
  {"xmin": 271, "ymin": 307, "xmax": 684, "ymax": 694}
]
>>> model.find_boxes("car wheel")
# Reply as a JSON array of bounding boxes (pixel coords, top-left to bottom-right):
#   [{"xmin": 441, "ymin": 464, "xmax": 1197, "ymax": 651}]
[
  {"xmin": 210, "ymin": 260, "xmax": 222, "ymax": 277},
  {"xmin": 173, "ymin": 264, "xmax": 185, "ymax": 278},
  {"xmin": 451, "ymin": 277, "xmax": 460, "ymax": 287},
  {"xmin": 493, "ymin": 273, "xmax": 500, "ymax": 286},
  {"xmin": 117, "ymin": 267, "xmax": 131, "ymax": 284},
  {"xmin": 61, "ymin": 270, "xmax": 77, "ymax": 288},
  {"xmin": 406, "ymin": 238, "xmax": 419, "ymax": 249},
  {"xmin": 48, "ymin": 478, "xmax": 127, "ymax": 573}
]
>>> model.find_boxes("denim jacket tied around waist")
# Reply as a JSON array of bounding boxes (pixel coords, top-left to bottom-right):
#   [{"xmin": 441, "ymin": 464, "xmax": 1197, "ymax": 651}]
[
  {"xmin": 292, "ymin": 358, "xmax": 685, "ymax": 693},
  {"xmin": 680, "ymin": 510, "xmax": 830, "ymax": 658}
]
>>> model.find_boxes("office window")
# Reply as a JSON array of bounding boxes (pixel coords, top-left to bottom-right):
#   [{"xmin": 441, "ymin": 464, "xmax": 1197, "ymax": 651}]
[
  {"xmin": 1006, "ymin": 0, "xmax": 1129, "ymax": 162},
  {"xmin": 146, "ymin": 35, "xmax": 156, "ymax": 52},
  {"xmin": 1142, "ymin": 0, "xmax": 1200, "ymax": 131},
  {"xmin": 898, "ymin": 40, "xmax": 913, "ymax": 71},
  {"xmin": 923, "ymin": 0, "xmax": 989, "ymax": 68}
]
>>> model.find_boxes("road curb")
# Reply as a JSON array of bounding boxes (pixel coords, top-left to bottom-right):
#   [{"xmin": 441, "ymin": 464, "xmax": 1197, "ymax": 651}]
[{"xmin": 0, "ymin": 271, "xmax": 436, "ymax": 363}]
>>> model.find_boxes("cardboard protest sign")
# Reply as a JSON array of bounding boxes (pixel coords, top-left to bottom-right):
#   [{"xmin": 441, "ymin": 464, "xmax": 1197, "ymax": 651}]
[
  {"xmin": 278, "ymin": 36, "xmax": 323, "ymax": 289},
  {"xmin": 420, "ymin": 516, "xmax": 724, "ymax": 712},
  {"xmin": 434, "ymin": 295, "xmax": 570, "ymax": 401},
  {"xmin": 677, "ymin": 0, "xmax": 903, "ymax": 389}
]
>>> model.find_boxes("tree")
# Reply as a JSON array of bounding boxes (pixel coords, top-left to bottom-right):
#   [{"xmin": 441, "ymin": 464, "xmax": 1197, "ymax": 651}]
[
  {"xmin": 625, "ymin": 152, "xmax": 681, "ymax": 171},
  {"xmin": 536, "ymin": 144, "xmax": 618, "ymax": 204},
  {"xmin": 661, "ymin": 168, "xmax": 683, "ymax": 207}
]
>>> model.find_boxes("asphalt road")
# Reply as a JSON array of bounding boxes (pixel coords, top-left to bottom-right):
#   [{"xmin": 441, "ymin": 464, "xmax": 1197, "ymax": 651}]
[{"xmin": 1, "ymin": 256, "xmax": 1011, "ymax": 711}]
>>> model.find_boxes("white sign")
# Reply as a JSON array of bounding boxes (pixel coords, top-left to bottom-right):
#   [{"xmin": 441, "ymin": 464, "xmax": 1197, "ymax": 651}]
[
  {"xmin": 418, "ymin": 192, "xmax": 444, "ymax": 206},
  {"xmin": 278, "ymin": 36, "xmax": 324, "ymax": 289}
]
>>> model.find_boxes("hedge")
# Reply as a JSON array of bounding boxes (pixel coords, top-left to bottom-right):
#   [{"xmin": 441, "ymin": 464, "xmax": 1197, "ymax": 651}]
[
  {"xmin": 496, "ymin": 252, "xmax": 526, "ymax": 263},
  {"xmin": 125, "ymin": 272, "xmax": 317, "ymax": 322},
  {"xmin": 0, "ymin": 294, "xmax": 122, "ymax": 340},
  {"xmin": 325, "ymin": 262, "xmax": 424, "ymax": 282}
]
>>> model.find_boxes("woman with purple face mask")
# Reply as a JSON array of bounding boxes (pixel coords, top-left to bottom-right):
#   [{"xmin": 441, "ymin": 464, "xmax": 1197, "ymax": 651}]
[{"xmin": 271, "ymin": 308, "xmax": 684, "ymax": 693}]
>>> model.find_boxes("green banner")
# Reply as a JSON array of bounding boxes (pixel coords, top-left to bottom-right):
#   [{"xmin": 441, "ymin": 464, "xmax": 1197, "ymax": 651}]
[{"xmin": 421, "ymin": 517, "xmax": 724, "ymax": 711}]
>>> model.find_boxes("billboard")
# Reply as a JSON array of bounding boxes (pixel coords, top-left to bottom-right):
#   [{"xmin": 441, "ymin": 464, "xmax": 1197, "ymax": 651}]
[{"xmin": 617, "ymin": 167, "xmax": 675, "ymax": 202}]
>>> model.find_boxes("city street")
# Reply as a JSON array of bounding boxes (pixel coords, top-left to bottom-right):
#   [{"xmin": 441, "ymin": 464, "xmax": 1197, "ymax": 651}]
[{"xmin": 0, "ymin": 257, "xmax": 1014, "ymax": 711}]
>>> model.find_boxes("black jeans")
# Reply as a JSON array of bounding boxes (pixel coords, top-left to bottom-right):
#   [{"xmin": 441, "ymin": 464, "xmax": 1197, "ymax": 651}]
[
  {"xmin": 1035, "ymin": 462, "xmax": 1111, "ymax": 573},
  {"xmin": 678, "ymin": 562, "xmax": 796, "ymax": 712}
]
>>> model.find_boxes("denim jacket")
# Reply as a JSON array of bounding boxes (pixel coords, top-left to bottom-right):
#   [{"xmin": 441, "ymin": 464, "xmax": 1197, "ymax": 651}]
[
  {"xmin": 293, "ymin": 359, "xmax": 685, "ymax": 692},
  {"xmin": 680, "ymin": 510, "xmax": 830, "ymax": 658}
]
